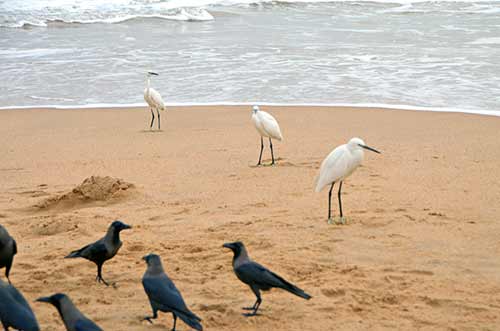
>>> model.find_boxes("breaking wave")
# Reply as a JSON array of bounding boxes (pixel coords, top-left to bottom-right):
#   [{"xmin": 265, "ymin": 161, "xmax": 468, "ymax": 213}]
[{"xmin": 2, "ymin": 0, "xmax": 498, "ymax": 28}]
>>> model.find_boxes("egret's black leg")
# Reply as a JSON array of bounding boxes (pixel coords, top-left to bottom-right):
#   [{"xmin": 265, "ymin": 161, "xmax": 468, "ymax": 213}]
[
  {"xmin": 269, "ymin": 137, "xmax": 275, "ymax": 165},
  {"xmin": 328, "ymin": 182, "xmax": 335, "ymax": 221},
  {"xmin": 257, "ymin": 137, "xmax": 264, "ymax": 166},
  {"xmin": 338, "ymin": 181, "xmax": 343, "ymax": 218},
  {"xmin": 143, "ymin": 310, "xmax": 158, "ymax": 324},
  {"xmin": 171, "ymin": 314, "xmax": 177, "ymax": 331},
  {"xmin": 96, "ymin": 263, "xmax": 109, "ymax": 286},
  {"xmin": 150, "ymin": 108, "xmax": 155, "ymax": 129},
  {"xmin": 157, "ymin": 108, "xmax": 161, "ymax": 130}
]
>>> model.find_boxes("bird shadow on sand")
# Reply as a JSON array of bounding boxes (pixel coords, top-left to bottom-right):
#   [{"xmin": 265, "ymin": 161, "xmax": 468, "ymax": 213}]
[
  {"xmin": 249, "ymin": 158, "xmax": 319, "ymax": 169},
  {"xmin": 248, "ymin": 158, "xmax": 287, "ymax": 168},
  {"xmin": 241, "ymin": 308, "xmax": 265, "ymax": 317},
  {"xmin": 139, "ymin": 129, "xmax": 164, "ymax": 133},
  {"xmin": 242, "ymin": 312, "xmax": 262, "ymax": 317}
]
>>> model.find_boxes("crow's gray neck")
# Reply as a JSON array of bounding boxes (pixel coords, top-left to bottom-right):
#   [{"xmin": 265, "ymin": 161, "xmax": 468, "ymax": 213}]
[
  {"xmin": 233, "ymin": 247, "xmax": 250, "ymax": 268},
  {"xmin": 146, "ymin": 262, "xmax": 165, "ymax": 276},
  {"xmin": 105, "ymin": 227, "xmax": 121, "ymax": 245},
  {"xmin": 57, "ymin": 297, "xmax": 85, "ymax": 329}
]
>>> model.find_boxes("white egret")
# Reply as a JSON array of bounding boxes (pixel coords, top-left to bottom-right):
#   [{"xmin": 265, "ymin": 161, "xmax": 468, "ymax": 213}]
[
  {"xmin": 315, "ymin": 137, "xmax": 381, "ymax": 224},
  {"xmin": 251, "ymin": 105, "xmax": 283, "ymax": 166},
  {"xmin": 144, "ymin": 71, "xmax": 166, "ymax": 130}
]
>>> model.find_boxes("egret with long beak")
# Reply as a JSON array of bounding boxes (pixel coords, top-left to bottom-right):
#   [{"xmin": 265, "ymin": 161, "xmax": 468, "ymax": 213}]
[
  {"xmin": 315, "ymin": 137, "xmax": 381, "ymax": 224},
  {"xmin": 144, "ymin": 71, "xmax": 166, "ymax": 130}
]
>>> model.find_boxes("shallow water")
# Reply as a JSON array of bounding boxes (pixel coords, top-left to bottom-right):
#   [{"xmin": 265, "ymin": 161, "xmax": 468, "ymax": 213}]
[{"xmin": 1, "ymin": 0, "xmax": 499, "ymax": 111}]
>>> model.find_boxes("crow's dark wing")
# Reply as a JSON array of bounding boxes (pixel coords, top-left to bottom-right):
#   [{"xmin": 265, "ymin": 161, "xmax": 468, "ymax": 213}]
[
  {"xmin": 0, "ymin": 285, "xmax": 39, "ymax": 331},
  {"xmin": 236, "ymin": 262, "xmax": 311, "ymax": 299},
  {"xmin": 235, "ymin": 262, "xmax": 286, "ymax": 288},
  {"xmin": 6, "ymin": 283, "xmax": 33, "ymax": 313},
  {"xmin": 80, "ymin": 242, "xmax": 108, "ymax": 260},
  {"xmin": 142, "ymin": 275, "xmax": 200, "ymax": 321},
  {"xmin": 66, "ymin": 239, "xmax": 108, "ymax": 262}
]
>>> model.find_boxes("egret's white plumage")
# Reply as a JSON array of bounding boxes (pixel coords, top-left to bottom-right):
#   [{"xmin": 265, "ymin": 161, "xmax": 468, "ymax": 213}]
[
  {"xmin": 252, "ymin": 106, "xmax": 283, "ymax": 141},
  {"xmin": 251, "ymin": 105, "xmax": 283, "ymax": 165},
  {"xmin": 315, "ymin": 138, "xmax": 365, "ymax": 192},
  {"xmin": 315, "ymin": 137, "xmax": 380, "ymax": 223},
  {"xmin": 144, "ymin": 72, "xmax": 165, "ymax": 130},
  {"xmin": 144, "ymin": 87, "xmax": 165, "ymax": 111}
]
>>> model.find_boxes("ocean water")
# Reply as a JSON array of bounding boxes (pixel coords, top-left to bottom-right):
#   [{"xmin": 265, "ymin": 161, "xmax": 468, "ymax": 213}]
[{"xmin": 1, "ymin": 0, "xmax": 499, "ymax": 113}]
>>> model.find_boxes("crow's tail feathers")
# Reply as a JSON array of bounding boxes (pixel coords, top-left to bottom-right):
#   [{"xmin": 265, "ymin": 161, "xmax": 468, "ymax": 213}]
[
  {"xmin": 65, "ymin": 249, "xmax": 83, "ymax": 259},
  {"xmin": 176, "ymin": 310, "xmax": 203, "ymax": 331},
  {"xmin": 65, "ymin": 243, "xmax": 92, "ymax": 259},
  {"xmin": 272, "ymin": 272, "xmax": 312, "ymax": 300},
  {"xmin": 284, "ymin": 282, "xmax": 312, "ymax": 300}
]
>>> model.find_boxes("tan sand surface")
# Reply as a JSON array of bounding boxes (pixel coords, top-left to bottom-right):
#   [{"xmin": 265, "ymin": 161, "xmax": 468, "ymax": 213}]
[{"xmin": 0, "ymin": 106, "xmax": 499, "ymax": 330}]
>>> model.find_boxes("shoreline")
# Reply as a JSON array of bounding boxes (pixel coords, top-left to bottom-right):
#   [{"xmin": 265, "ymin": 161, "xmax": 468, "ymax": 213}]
[{"xmin": 1, "ymin": 102, "xmax": 499, "ymax": 117}]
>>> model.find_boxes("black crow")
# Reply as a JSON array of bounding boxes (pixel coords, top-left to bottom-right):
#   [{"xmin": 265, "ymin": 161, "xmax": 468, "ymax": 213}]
[
  {"xmin": 142, "ymin": 253, "xmax": 202, "ymax": 331},
  {"xmin": 65, "ymin": 220, "xmax": 131, "ymax": 286},
  {"xmin": 0, "ymin": 279, "xmax": 39, "ymax": 331},
  {"xmin": 36, "ymin": 293, "xmax": 102, "ymax": 331},
  {"xmin": 0, "ymin": 224, "xmax": 17, "ymax": 283},
  {"xmin": 223, "ymin": 241, "xmax": 311, "ymax": 316}
]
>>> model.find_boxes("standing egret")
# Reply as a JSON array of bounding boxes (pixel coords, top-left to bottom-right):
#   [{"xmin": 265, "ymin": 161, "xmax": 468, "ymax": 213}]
[
  {"xmin": 251, "ymin": 105, "xmax": 283, "ymax": 166},
  {"xmin": 144, "ymin": 71, "xmax": 166, "ymax": 130},
  {"xmin": 315, "ymin": 137, "xmax": 380, "ymax": 224}
]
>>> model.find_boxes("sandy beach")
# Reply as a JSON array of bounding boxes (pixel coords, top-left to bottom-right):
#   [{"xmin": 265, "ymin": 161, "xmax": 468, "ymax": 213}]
[{"xmin": 0, "ymin": 105, "xmax": 499, "ymax": 330}]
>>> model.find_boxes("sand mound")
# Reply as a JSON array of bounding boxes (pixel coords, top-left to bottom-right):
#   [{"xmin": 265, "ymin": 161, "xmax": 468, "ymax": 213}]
[{"xmin": 35, "ymin": 176, "xmax": 134, "ymax": 210}]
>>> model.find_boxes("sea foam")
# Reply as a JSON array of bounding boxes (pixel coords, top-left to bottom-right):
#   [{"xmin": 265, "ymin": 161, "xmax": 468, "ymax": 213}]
[{"xmin": 1, "ymin": 0, "xmax": 498, "ymax": 28}]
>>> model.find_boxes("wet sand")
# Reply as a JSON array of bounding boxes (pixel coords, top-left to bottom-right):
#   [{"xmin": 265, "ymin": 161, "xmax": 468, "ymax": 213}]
[{"xmin": 0, "ymin": 105, "xmax": 499, "ymax": 330}]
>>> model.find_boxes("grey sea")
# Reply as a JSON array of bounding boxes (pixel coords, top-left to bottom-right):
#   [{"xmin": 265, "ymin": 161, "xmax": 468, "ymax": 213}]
[{"xmin": 1, "ymin": 0, "xmax": 500, "ymax": 113}]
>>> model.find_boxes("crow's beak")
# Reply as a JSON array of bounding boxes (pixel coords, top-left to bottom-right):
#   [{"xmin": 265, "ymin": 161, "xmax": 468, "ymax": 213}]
[
  {"xmin": 123, "ymin": 224, "xmax": 132, "ymax": 230},
  {"xmin": 222, "ymin": 243, "xmax": 233, "ymax": 250},
  {"xmin": 360, "ymin": 144, "xmax": 381, "ymax": 154},
  {"xmin": 35, "ymin": 296, "xmax": 51, "ymax": 303}
]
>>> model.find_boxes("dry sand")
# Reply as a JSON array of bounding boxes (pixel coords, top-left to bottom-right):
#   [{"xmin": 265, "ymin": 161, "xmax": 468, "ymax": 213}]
[{"xmin": 0, "ymin": 105, "xmax": 499, "ymax": 330}]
